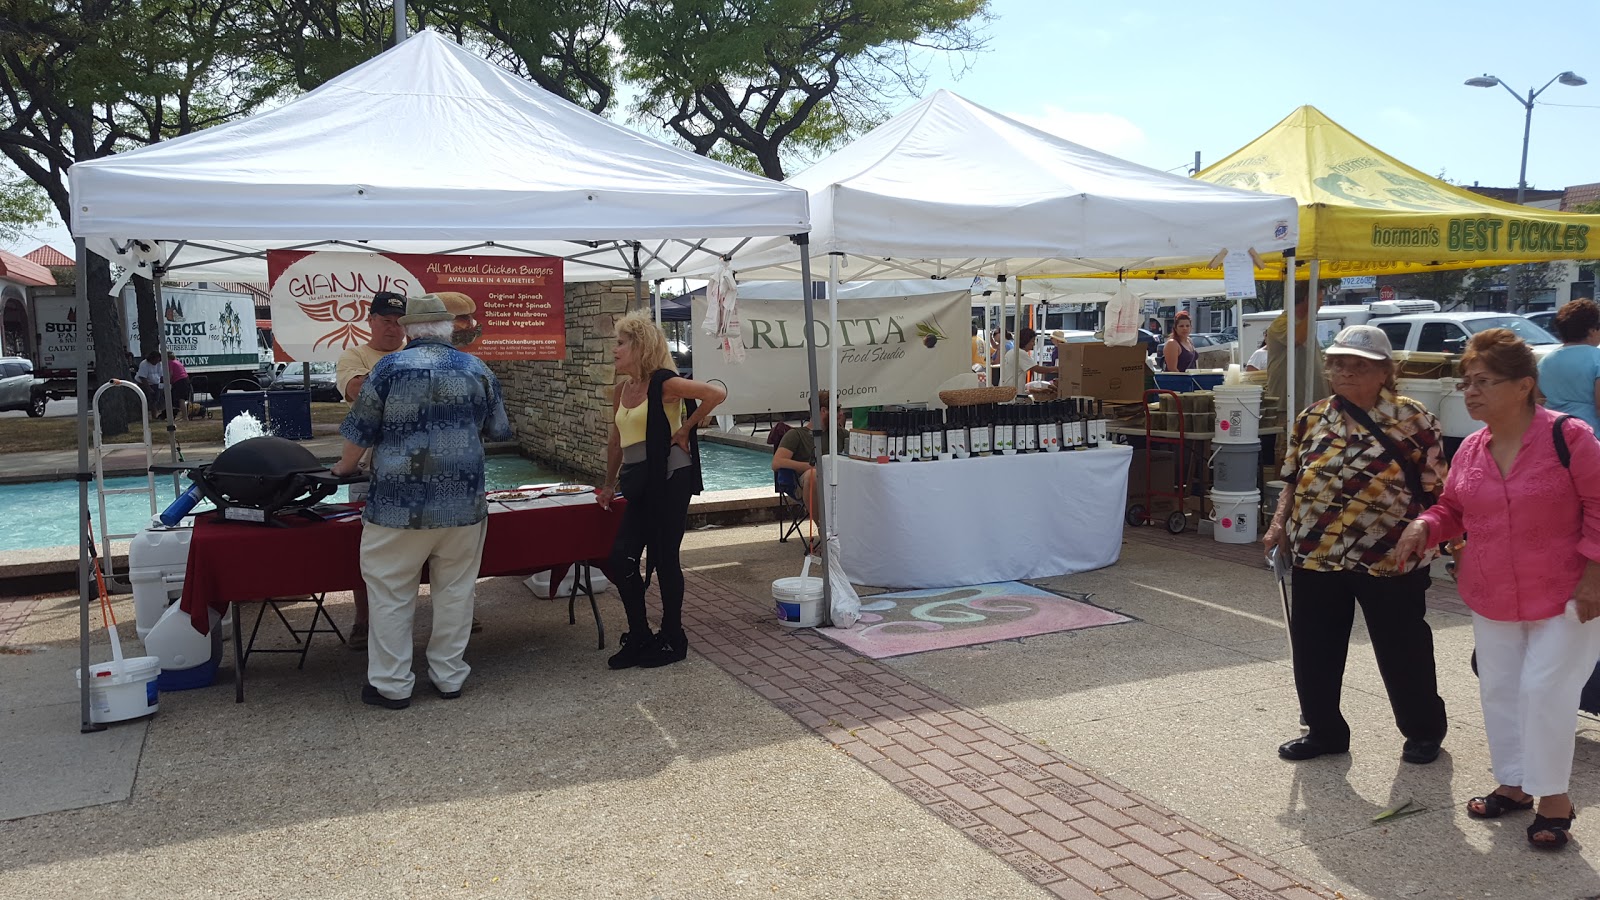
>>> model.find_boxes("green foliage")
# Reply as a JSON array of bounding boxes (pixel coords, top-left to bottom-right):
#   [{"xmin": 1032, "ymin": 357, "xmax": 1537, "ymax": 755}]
[
  {"xmin": 618, "ymin": 0, "xmax": 990, "ymax": 178},
  {"xmin": 0, "ymin": 172, "xmax": 48, "ymax": 244}
]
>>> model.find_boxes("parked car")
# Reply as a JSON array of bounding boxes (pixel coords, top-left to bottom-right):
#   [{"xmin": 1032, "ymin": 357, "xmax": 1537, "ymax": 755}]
[
  {"xmin": 265, "ymin": 369, "xmax": 344, "ymax": 400},
  {"xmin": 0, "ymin": 356, "xmax": 48, "ymax": 417},
  {"xmin": 1524, "ymin": 310, "xmax": 1557, "ymax": 334},
  {"xmin": 1372, "ymin": 312, "xmax": 1559, "ymax": 358}
]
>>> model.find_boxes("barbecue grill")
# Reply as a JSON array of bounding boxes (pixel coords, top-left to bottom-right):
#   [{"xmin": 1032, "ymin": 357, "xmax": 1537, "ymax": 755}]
[{"xmin": 186, "ymin": 436, "xmax": 365, "ymax": 524}]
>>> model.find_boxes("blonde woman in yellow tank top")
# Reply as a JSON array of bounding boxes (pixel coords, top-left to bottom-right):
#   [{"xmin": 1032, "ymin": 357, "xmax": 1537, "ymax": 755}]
[{"xmin": 599, "ymin": 311, "xmax": 726, "ymax": 670}]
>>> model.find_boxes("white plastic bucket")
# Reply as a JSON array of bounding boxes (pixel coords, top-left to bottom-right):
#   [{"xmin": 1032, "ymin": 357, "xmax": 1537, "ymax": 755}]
[
  {"xmin": 1212, "ymin": 385, "xmax": 1263, "ymax": 444},
  {"xmin": 1396, "ymin": 378, "xmax": 1445, "ymax": 416},
  {"xmin": 1436, "ymin": 377, "xmax": 1478, "ymax": 438},
  {"xmin": 773, "ymin": 576, "xmax": 824, "ymax": 628},
  {"xmin": 1209, "ymin": 490, "xmax": 1261, "ymax": 544},
  {"xmin": 74, "ymin": 655, "xmax": 161, "ymax": 724},
  {"xmin": 1209, "ymin": 443, "xmax": 1259, "ymax": 492}
]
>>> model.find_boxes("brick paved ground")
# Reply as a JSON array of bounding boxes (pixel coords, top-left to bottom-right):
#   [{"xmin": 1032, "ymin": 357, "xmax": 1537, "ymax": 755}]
[
  {"xmin": 0, "ymin": 597, "xmax": 41, "ymax": 646},
  {"xmin": 677, "ymin": 568, "xmax": 1338, "ymax": 899}
]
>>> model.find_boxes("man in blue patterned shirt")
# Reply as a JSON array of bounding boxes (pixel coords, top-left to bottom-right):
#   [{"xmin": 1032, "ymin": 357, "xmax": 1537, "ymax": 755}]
[{"xmin": 332, "ymin": 294, "xmax": 513, "ymax": 709}]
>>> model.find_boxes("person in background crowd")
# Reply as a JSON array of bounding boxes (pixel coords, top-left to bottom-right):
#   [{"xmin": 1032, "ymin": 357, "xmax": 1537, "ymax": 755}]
[
  {"xmin": 1163, "ymin": 311, "xmax": 1199, "ymax": 373},
  {"xmin": 437, "ymin": 291, "xmax": 482, "ymax": 350},
  {"xmin": 331, "ymin": 294, "xmax": 512, "ymax": 709},
  {"xmin": 970, "ymin": 322, "xmax": 986, "ymax": 370},
  {"xmin": 1263, "ymin": 325, "xmax": 1449, "ymax": 766},
  {"xmin": 1396, "ymin": 329, "xmax": 1600, "ymax": 850},
  {"xmin": 1537, "ymin": 298, "xmax": 1600, "ymax": 431},
  {"xmin": 598, "ymin": 311, "xmax": 726, "ymax": 670},
  {"xmin": 1247, "ymin": 339, "xmax": 1269, "ymax": 372},
  {"xmin": 165, "ymin": 352, "xmax": 192, "ymax": 417},
  {"xmin": 999, "ymin": 328, "xmax": 1057, "ymax": 395},
  {"xmin": 333, "ymin": 291, "xmax": 410, "ymax": 651},
  {"xmin": 135, "ymin": 351, "xmax": 165, "ymax": 412},
  {"xmin": 1267, "ymin": 291, "xmax": 1327, "ymax": 421}
]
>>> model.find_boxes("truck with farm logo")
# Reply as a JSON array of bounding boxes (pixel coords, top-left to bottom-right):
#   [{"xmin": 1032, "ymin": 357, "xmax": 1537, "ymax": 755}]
[{"xmin": 32, "ymin": 287, "xmax": 269, "ymax": 399}]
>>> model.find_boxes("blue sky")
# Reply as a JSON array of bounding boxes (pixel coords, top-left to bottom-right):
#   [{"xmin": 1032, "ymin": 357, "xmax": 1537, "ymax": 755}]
[
  {"xmin": 9, "ymin": 0, "xmax": 1600, "ymax": 256},
  {"xmin": 935, "ymin": 0, "xmax": 1600, "ymax": 188}
]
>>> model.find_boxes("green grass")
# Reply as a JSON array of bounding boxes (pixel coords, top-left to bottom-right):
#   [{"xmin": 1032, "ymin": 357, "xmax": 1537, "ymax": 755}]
[{"xmin": 0, "ymin": 403, "xmax": 352, "ymax": 454}]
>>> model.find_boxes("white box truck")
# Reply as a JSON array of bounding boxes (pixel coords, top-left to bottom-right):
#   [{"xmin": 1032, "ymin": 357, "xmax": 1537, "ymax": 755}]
[{"xmin": 33, "ymin": 287, "xmax": 268, "ymax": 398}]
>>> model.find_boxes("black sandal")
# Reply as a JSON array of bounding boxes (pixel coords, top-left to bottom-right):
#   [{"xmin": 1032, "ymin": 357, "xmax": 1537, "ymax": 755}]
[
  {"xmin": 1467, "ymin": 792, "xmax": 1534, "ymax": 819},
  {"xmin": 1527, "ymin": 811, "xmax": 1576, "ymax": 849}
]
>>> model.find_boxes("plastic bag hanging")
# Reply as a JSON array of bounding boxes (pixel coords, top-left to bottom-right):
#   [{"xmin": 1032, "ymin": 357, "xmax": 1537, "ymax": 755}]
[
  {"xmin": 701, "ymin": 258, "xmax": 745, "ymax": 364},
  {"xmin": 1102, "ymin": 281, "xmax": 1140, "ymax": 347}
]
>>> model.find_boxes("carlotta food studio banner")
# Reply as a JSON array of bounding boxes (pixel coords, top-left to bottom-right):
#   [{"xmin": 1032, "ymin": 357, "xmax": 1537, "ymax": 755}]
[
  {"xmin": 267, "ymin": 250, "xmax": 564, "ymax": 362},
  {"xmin": 691, "ymin": 284, "xmax": 971, "ymax": 414}
]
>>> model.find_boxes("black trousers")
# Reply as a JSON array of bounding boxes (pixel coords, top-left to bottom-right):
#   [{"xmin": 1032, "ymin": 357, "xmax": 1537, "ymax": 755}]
[
  {"xmin": 1289, "ymin": 566, "xmax": 1448, "ymax": 747},
  {"xmin": 610, "ymin": 464, "xmax": 695, "ymax": 637}
]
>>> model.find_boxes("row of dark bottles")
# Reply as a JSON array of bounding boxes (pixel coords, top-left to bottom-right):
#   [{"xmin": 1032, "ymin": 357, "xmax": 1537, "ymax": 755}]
[{"xmin": 848, "ymin": 400, "xmax": 1108, "ymax": 461}]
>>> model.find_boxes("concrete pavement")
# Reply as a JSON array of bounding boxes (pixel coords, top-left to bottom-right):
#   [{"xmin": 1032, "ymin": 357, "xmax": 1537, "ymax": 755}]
[{"xmin": 6, "ymin": 521, "xmax": 1600, "ymax": 898}]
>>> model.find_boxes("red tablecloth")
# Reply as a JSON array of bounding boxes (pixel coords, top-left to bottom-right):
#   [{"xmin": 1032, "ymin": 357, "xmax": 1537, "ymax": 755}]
[{"xmin": 181, "ymin": 499, "xmax": 626, "ymax": 633}]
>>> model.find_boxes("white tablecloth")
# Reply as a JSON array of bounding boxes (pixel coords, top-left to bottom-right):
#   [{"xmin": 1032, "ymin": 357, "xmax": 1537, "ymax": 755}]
[{"xmin": 828, "ymin": 445, "xmax": 1133, "ymax": 589}]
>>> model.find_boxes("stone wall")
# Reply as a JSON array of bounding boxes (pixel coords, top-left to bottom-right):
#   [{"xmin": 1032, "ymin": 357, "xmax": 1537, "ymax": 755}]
[{"xmin": 489, "ymin": 280, "xmax": 633, "ymax": 481}]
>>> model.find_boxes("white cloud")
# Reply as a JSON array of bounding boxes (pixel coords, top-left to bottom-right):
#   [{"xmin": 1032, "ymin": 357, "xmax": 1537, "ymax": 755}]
[{"xmin": 1007, "ymin": 105, "xmax": 1149, "ymax": 158}]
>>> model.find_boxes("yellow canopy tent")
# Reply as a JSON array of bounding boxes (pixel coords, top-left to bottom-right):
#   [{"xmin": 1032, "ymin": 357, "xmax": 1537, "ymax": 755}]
[
  {"xmin": 1066, "ymin": 104, "xmax": 1600, "ymax": 280},
  {"xmin": 1041, "ymin": 105, "xmax": 1600, "ymax": 416}
]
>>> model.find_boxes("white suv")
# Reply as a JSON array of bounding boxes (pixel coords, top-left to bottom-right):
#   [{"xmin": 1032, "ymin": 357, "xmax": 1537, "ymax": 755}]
[
  {"xmin": 0, "ymin": 356, "xmax": 47, "ymax": 417},
  {"xmin": 1371, "ymin": 312, "xmax": 1559, "ymax": 358}
]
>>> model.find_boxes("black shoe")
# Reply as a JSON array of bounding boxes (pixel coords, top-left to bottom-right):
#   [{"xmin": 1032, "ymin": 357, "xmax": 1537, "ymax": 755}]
[
  {"xmin": 608, "ymin": 630, "xmax": 657, "ymax": 670},
  {"xmin": 1278, "ymin": 736, "xmax": 1348, "ymax": 761},
  {"xmin": 433, "ymin": 683, "xmax": 462, "ymax": 700},
  {"xmin": 1401, "ymin": 738, "xmax": 1442, "ymax": 765},
  {"xmin": 640, "ymin": 629, "xmax": 689, "ymax": 668},
  {"xmin": 361, "ymin": 684, "xmax": 410, "ymax": 710}
]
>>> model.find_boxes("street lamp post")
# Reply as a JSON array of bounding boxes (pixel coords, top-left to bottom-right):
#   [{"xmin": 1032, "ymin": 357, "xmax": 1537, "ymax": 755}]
[{"xmin": 1465, "ymin": 71, "xmax": 1586, "ymax": 311}]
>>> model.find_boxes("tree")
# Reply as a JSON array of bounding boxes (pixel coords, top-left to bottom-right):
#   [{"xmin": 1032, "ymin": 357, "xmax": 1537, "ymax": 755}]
[
  {"xmin": 0, "ymin": 0, "xmax": 281, "ymax": 432},
  {"xmin": 618, "ymin": 0, "xmax": 990, "ymax": 178},
  {"xmin": 0, "ymin": 169, "xmax": 48, "ymax": 244}
]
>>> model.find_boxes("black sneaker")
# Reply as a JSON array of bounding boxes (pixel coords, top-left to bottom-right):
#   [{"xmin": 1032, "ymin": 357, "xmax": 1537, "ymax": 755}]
[
  {"xmin": 433, "ymin": 683, "xmax": 462, "ymax": 700},
  {"xmin": 607, "ymin": 630, "xmax": 657, "ymax": 670},
  {"xmin": 361, "ymin": 684, "xmax": 410, "ymax": 710},
  {"xmin": 640, "ymin": 629, "xmax": 689, "ymax": 668}
]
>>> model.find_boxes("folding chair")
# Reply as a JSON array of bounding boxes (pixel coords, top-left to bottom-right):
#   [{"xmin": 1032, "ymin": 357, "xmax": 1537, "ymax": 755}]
[{"xmin": 775, "ymin": 468, "xmax": 808, "ymax": 546}]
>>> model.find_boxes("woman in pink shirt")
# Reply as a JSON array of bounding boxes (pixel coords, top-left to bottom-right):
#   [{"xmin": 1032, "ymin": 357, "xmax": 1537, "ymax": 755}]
[{"xmin": 1396, "ymin": 329, "xmax": 1600, "ymax": 850}]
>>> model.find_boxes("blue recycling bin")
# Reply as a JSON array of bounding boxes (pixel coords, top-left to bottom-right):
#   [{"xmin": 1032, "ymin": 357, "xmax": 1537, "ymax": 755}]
[
  {"xmin": 219, "ymin": 390, "xmax": 267, "ymax": 430},
  {"xmin": 266, "ymin": 389, "xmax": 313, "ymax": 441}
]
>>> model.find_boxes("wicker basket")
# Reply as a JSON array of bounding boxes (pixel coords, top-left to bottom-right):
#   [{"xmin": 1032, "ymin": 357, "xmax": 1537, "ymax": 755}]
[{"xmin": 939, "ymin": 386, "xmax": 1018, "ymax": 407}]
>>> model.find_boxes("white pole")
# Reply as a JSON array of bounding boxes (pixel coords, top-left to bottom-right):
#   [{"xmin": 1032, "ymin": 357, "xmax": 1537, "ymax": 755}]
[
  {"xmin": 1013, "ymin": 276, "xmax": 1025, "ymax": 396},
  {"xmin": 1285, "ymin": 257, "xmax": 1297, "ymax": 419},
  {"xmin": 1305, "ymin": 260, "xmax": 1321, "ymax": 402}
]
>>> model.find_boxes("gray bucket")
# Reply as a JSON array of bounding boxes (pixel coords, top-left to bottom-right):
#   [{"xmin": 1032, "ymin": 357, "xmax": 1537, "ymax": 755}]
[{"xmin": 1210, "ymin": 442, "xmax": 1259, "ymax": 492}]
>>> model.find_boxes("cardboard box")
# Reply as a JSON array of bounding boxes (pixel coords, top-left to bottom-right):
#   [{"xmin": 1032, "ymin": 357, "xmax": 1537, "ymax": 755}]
[{"xmin": 1053, "ymin": 340, "xmax": 1148, "ymax": 403}]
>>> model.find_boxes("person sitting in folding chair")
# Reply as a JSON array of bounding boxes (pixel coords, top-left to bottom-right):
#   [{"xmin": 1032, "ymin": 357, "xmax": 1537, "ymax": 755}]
[{"xmin": 772, "ymin": 391, "xmax": 834, "ymax": 526}]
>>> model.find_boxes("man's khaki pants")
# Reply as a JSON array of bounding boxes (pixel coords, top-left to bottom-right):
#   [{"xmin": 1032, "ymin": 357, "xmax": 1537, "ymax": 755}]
[{"xmin": 361, "ymin": 519, "xmax": 488, "ymax": 700}]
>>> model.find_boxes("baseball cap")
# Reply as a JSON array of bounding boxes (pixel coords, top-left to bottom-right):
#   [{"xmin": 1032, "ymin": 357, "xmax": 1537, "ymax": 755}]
[
  {"xmin": 370, "ymin": 291, "xmax": 408, "ymax": 317},
  {"xmin": 1326, "ymin": 324, "xmax": 1392, "ymax": 361}
]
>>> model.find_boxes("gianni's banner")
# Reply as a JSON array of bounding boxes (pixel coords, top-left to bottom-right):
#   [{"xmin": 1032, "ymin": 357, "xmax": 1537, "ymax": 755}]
[
  {"xmin": 267, "ymin": 250, "xmax": 564, "ymax": 362},
  {"xmin": 691, "ymin": 281, "xmax": 970, "ymax": 414}
]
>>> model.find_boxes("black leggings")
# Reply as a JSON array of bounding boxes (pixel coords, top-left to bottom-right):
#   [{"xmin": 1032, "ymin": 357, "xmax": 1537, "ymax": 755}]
[{"xmin": 610, "ymin": 464, "xmax": 695, "ymax": 636}]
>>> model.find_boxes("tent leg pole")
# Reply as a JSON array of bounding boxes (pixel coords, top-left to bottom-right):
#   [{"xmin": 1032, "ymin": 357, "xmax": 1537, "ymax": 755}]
[
  {"xmin": 825, "ymin": 257, "xmax": 841, "ymax": 626},
  {"xmin": 793, "ymin": 235, "xmax": 829, "ymax": 628},
  {"xmin": 75, "ymin": 238, "xmax": 102, "ymax": 734},
  {"xmin": 151, "ymin": 277, "xmax": 180, "ymax": 494},
  {"xmin": 1305, "ymin": 260, "xmax": 1320, "ymax": 403},
  {"xmin": 1285, "ymin": 256, "xmax": 1297, "ymax": 421},
  {"xmin": 652, "ymin": 279, "xmax": 662, "ymax": 327}
]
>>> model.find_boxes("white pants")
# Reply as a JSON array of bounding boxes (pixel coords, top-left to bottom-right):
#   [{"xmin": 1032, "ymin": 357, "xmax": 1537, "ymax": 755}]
[
  {"xmin": 361, "ymin": 519, "xmax": 488, "ymax": 700},
  {"xmin": 1473, "ymin": 601, "xmax": 1600, "ymax": 796}
]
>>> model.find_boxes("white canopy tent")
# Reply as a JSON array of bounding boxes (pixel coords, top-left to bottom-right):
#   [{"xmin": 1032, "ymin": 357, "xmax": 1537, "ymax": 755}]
[
  {"xmin": 64, "ymin": 30, "xmax": 813, "ymax": 733},
  {"xmin": 69, "ymin": 30, "xmax": 809, "ymax": 285},
  {"xmin": 702, "ymin": 90, "xmax": 1300, "ymax": 624}
]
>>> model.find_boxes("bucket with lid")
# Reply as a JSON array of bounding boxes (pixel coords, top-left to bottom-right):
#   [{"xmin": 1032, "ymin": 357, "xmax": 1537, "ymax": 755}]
[
  {"xmin": 1209, "ymin": 443, "xmax": 1260, "ymax": 492},
  {"xmin": 1212, "ymin": 385, "xmax": 1263, "ymax": 444},
  {"xmin": 773, "ymin": 576, "xmax": 824, "ymax": 628},
  {"xmin": 75, "ymin": 656, "xmax": 161, "ymax": 724},
  {"xmin": 1436, "ymin": 377, "xmax": 1477, "ymax": 439},
  {"xmin": 1396, "ymin": 378, "xmax": 1445, "ymax": 415},
  {"xmin": 1208, "ymin": 489, "xmax": 1261, "ymax": 544}
]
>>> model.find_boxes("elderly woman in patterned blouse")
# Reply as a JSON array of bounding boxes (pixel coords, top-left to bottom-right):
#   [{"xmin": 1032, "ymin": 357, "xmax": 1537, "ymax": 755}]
[{"xmin": 1261, "ymin": 325, "xmax": 1450, "ymax": 765}]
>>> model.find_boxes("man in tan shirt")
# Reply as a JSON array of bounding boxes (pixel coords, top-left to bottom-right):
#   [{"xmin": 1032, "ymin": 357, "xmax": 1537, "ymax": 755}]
[{"xmin": 335, "ymin": 291, "xmax": 408, "ymax": 649}]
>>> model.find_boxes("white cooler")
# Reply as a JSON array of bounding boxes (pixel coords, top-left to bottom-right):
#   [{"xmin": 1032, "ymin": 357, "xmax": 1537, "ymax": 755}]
[{"xmin": 130, "ymin": 526, "xmax": 193, "ymax": 640}]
